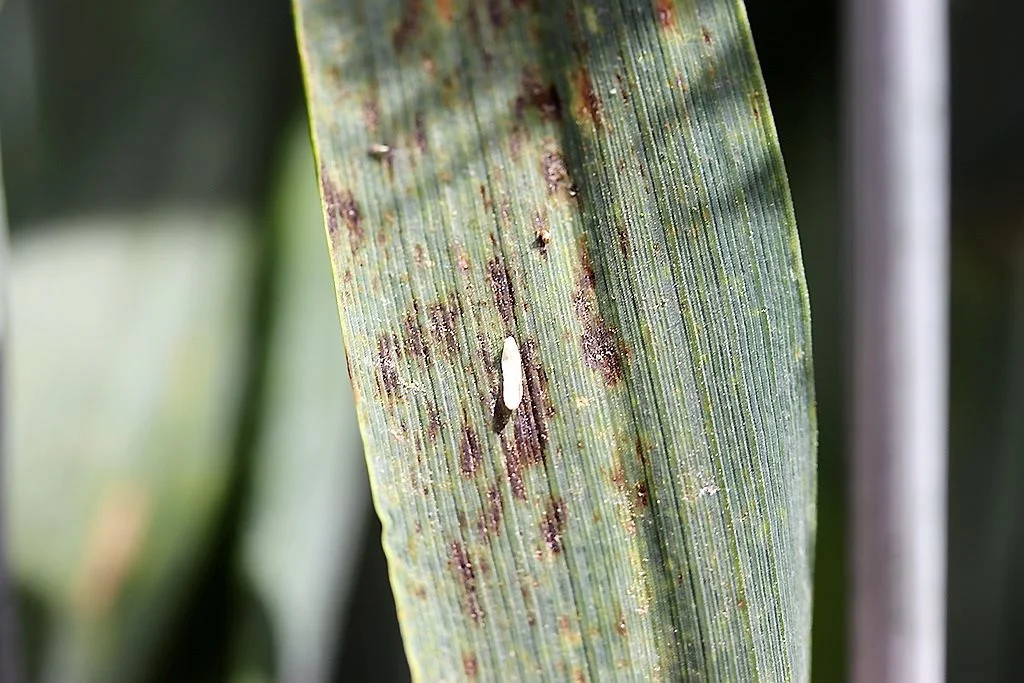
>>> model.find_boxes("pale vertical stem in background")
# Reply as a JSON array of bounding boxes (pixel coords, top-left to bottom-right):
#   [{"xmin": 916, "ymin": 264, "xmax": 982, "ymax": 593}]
[
  {"xmin": 847, "ymin": 0, "xmax": 949, "ymax": 681},
  {"xmin": 0, "ymin": 134, "xmax": 18, "ymax": 683}
]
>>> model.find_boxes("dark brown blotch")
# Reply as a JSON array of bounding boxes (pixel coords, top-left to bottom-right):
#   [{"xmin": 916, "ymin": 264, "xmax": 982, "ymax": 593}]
[
  {"xmin": 635, "ymin": 481, "xmax": 650, "ymax": 508},
  {"xmin": 427, "ymin": 299, "xmax": 460, "ymax": 353},
  {"xmin": 533, "ymin": 210, "xmax": 551, "ymax": 254},
  {"xmin": 573, "ymin": 66, "xmax": 604, "ymax": 129},
  {"xmin": 402, "ymin": 306, "xmax": 428, "ymax": 359},
  {"xmin": 573, "ymin": 241, "xmax": 625, "ymax": 385},
  {"xmin": 614, "ymin": 72, "xmax": 630, "ymax": 102},
  {"xmin": 450, "ymin": 541, "xmax": 484, "ymax": 623},
  {"xmin": 501, "ymin": 339, "xmax": 552, "ymax": 498},
  {"xmin": 488, "ymin": 0, "xmax": 505, "ymax": 28},
  {"xmin": 486, "ymin": 258, "xmax": 516, "ymax": 330},
  {"xmin": 393, "ymin": 0, "xmax": 424, "ymax": 51},
  {"xmin": 375, "ymin": 333, "xmax": 402, "ymax": 398},
  {"xmin": 541, "ymin": 147, "xmax": 570, "ymax": 197},
  {"xmin": 540, "ymin": 498, "xmax": 567, "ymax": 553},
  {"xmin": 701, "ymin": 25, "xmax": 713, "ymax": 46},
  {"xmin": 460, "ymin": 425, "xmax": 483, "ymax": 476},
  {"xmin": 362, "ymin": 98, "xmax": 381, "ymax": 134},
  {"xmin": 426, "ymin": 402, "xmax": 442, "ymax": 441}
]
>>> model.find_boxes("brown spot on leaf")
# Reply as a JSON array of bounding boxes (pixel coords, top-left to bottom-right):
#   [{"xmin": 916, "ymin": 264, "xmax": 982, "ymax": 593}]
[
  {"xmin": 427, "ymin": 403, "xmax": 442, "ymax": 441},
  {"xmin": 655, "ymin": 0, "xmax": 674, "ymax": 29},
  {"xmin": 516, "ymin": 69, "xmax": 562, "ymax": 121},
  {"xmin": 403, "ymin": 310, "xmax": 427, "ymax": 358},
  {"xmin": 463, "ymin": 652, "xmax": 479, "ymax": 678},
  {"xmin": 501, "ymin": 339, "xmax": 552, "ymax": 497},
  {"xmin": 477, "ymin": 485, "xmax": 504, "ymax": 538},
  {"xmin": 376, "ymin": 334, "xmax": 401, "ymax": 398},
  {"xmin": 450, "ymin": 542, "xmax": 484, "ymax": 622},
  {"xmin": 617, "ymin": 614, "xmax": 628, "ymax": 637},
  {"xmin": 573, "ymin": 66, "xmax": 603, "ymax": 128},
  {"xmin": 427, "ymin": 299, "xmax": 460, "ymax": 353},
  {"xmin": 701, "ymin": 26, "xmax": 713, "ymax": 46},
  {"xmin": 558, "ymin": 615, "xmax": 572, "ymax": 633},
  {"xmin": 486, "ymin": 258, "xmax": 516, "ymax": 330},
  {"xmin": 541, "ymin": 147, "xmax": 571, "ymax": 196},
  {"xmin": 540, "ymin": 498, "xmax": 567, "ymax": 553},
  {"xmin": 461, "ymin": 425, "xmax": 483, "ymax": 476},
  {"xmin": 573, "ymin": 241, "xmax": 625, "ymax": 385},
  {"xmin": 413, "ymin": 243, "xmax": 428, "ymax": 267},
  {"xmin": 635, "ymin": 481, "xmax": 650, "ymax": 507},
  {"xmin": 413, "ymin": 584, "xmax": 427, "ymax": 600},
  {"xmin": 455, "ymin": 243, "xmax": 471, "ymax": 272},
  {"xmin": 414, "ymin": 111, "xmax": 428, "ymax": 153},
  {"xmin": 393, "ymin": 0, "xmax": 424, "ymax": 51},
  {"xmin": 615, "ymin": 72, "xmax": 630, "ymax": 102},
  {"xmin": 616, "ymin": 220, "xmax": 630, "ymax": 257},
  {"xmin": 321, "ymin": 183, "xmax": 365, "ymax": 253}
]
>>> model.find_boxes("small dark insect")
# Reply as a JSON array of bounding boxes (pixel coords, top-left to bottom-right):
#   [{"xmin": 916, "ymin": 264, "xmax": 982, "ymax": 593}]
[{"xmin": 368, "ymin": 142, "xmax": 392, "ymax": 159}]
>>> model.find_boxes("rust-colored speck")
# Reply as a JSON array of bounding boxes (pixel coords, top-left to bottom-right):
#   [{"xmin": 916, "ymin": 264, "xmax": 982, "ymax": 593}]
[
  {"xmin": 486, "ymin": 258, "xmax": 516, "ymax": 330},
  {"xmin": 436, "ymin": 0, "xmax": 454, "ymax": 23},
  {"xmin": 455, "ymin": 243, "xmax": 471, "ymax": 273},
  {"xmin": 616, "ymin": 220, "xmax": 630, "ymax": 257},
  {"xmin": 573, "ymin": 670, "xmax": 586, "ymax": 683},
  {"xmin": 574, "ymin": 66, "xmax": 604, "ymax": 129},
  {"xmin": 701, "ymin": 26, "xmax": 713, "ymax": 46},
  {"xmin": 450, "ymin": 541, "xmax": 484, "ymax": 622},
  {"xmin": 463, "ymin": 652, "xmax": 479, "ymax": 678},
  {"xmin": 413, "ymin": 584, "xmax": 427, "ymax": 600},
  {"xmin": 617, "ymin": 614, "xmax": 628, "ymax": 637},
  {"xmin": 516, "ymin": 69, "xmax": 562, "ymax": 122},
  {"xmin": 336, "ymin": 190, "xmax": 365, "ymax": 253},
  {"xmin": 414, "ymin": 111, "xmax": 428, "ymax": 153},
  {"xmin": 541, "ymin": 148, "xmax": 571, "ymax": 197},
  {"xmin": 479, "ymin": 184, "xmax": 493, "ymax": 211},
  {"xmin": 540, "ymin": 498, "xmax": 567, "ymax": 553},
  {"xmin": 655, "ymin": 0, "xmax": 674, "ymax": 29},
  {"xmin": 393, "ymin": 0, "xmax": 424, "ymax": 51},
  {"xmin": 427, "ymin": 403, "xmax": 442, "ymax": 441},
  {"xmin": 376, "ymin": 334, "xmax": 401, "ymax": 398},
  {"xmin": 488, "ymin": 0, "xmax": 505, "ymax": 28},
  {"xmin": 558, "ymin": 615, "xmax": 572, "ymax": 633},
  {"xmin": 460, "ymin": 425, "xmax": 483, "ymax": 476},
  {"xmin": 427, "ymin": 299, "xmax": 460, "ymax": 353}
]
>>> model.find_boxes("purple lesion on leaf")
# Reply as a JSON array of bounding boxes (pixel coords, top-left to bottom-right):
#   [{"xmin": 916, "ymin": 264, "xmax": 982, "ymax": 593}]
[
  {"xmin": 450, "ymin": 541, "xmax": 484, "ymax": 623},
  {"xmin": 540, "ymin": 498, "xmax": 567, "ymax": 553}
]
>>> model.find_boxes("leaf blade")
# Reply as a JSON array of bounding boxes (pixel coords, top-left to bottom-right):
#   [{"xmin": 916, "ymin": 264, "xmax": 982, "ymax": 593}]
[{"xmin": 295, "ymin": 1, "xmax": 815, "ymax": 680}]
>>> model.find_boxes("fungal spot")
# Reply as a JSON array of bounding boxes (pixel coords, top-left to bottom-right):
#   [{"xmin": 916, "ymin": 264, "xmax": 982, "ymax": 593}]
[
  {"xmin": 515, "ymin": 69, "xmax": 562, "ymax": 122},
  {"xmin": 541, "ymin": 146, "xmax": 572, "ymax": 197},
  {"xmin": 450, "ymin": 542, "xmax": 484, "ymax": 622},
  {"xmin": 455, "ymin": 243, "xmax": 471, "ymax": 272},
  {"xmin": 655, "ymin": 0, "xmax": 674, "ymax": 29},
  {"xmin": 368, "ymin": 142, "xmax": 392, "ymax": 159},
  {"xmin": 427, "ymin": 299, "xmax": 460, "ymax": 353},
  {"xmin": 426, "ymin": 403, "xmax": 442, "ymax": 441},
  {"xmin": 413, "ymin": 584, "xmax": 427, "ymax": 600},
  {"xmin": 402, "ymin": 306, "xmax": 428, "ymax": 359},
  {"xmin": 477, "ymin": 485, "xmax": 504, "ymax": 539},
  {"xmin": 460, "ymin": 425, "xmax": 483, "ymax": 476},
  {"xmin": 492, "ymin": 399, "xmax": 511, "ymax": 433},
  {"xmin": 320, "ymin": 183, "xmax": 365, "ymax": 254},
  {"xmin": 573, "ymin": 66, "xmax": 604, "ymax": 129},
  {"xmin": 533, "ymin": 211, "xmax": 551, "ymax": 254},
  {"xmin": 413, "ymin": 243, "xmax": 428, "ymax": 267},
  {"xmin": 540, "ymin": 498, "xmax": 567, "ymax": 553},
  {"xmin": 616, "ymin": 220, "xmax": 630, "ymax": 257},
  {"xmin": 617, "ymin": 614, "xmax": 628, "ymax": 637},
  {"xmin": 393, "ymin": 0, "xmax": 424, "ymax": 51},
  {"xmin": 414, "ymin": 111, "xmax": 428, "ymax": 153},
  {"xmin": 573, "ymin": 241, "xmax": 625, "ymax": 385},
  {"xmin": 463, "ymin": 652, "xmax": 479, "ymax": 678},
  {"xmin": 376, "ymin": 333, "xmax": 402, "ymax": 398},
  {"xmin": 486, "ymin": 258, "xmax": 516, "ymax": 330},
  {"xmin": 701, "ymin": 26, "xmax": 713, "ymax": 46},
  {"xmin": 502, "ymin": 337, "xmax": 524, "ymax": 411},
  {"xmin": 635, "ymin": 481, "xmax": 650, "ymax": 508}
]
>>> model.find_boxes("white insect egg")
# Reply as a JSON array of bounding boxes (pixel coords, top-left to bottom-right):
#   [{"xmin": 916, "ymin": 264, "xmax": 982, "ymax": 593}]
[{"xmin": 502, "ymin": 336, "xmax": 524, "ymax": 411}]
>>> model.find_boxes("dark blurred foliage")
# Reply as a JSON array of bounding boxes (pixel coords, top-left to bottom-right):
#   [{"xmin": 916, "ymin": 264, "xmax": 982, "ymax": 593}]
[{"xmin": 2, "ymin": 0, "xmax": 1023, "ymax": 680}]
